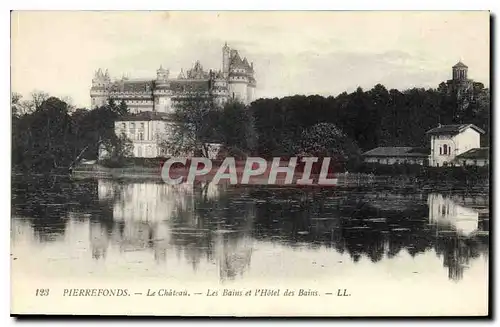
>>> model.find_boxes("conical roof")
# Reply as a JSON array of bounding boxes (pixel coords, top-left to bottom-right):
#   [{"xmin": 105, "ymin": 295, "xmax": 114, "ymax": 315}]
[{"xmin": 453, "ymin": 61, "xmax": 468, "ymax": 68}]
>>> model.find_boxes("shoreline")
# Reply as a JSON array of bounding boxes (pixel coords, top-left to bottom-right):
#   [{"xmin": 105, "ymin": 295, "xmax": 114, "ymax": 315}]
[{"xmin": 68, "ymin": 164, "xmax": 489, "ymax": 192}]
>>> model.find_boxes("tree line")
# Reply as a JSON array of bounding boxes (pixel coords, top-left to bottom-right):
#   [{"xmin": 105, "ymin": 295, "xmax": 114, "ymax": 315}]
[
  {"xmin": 11, "ymin": 81, "xmax": 489, "ymax": 172},
  {"xmin": 249, "ymin": 82, "xmax": 489, "ymax": 159},
  {"xmin": 170, "ymin": 82, "xmax": 489, "ymax": 162},
  {"xmin": 12, "ymin": 92, "xmax": 129, "ymax": 172}
]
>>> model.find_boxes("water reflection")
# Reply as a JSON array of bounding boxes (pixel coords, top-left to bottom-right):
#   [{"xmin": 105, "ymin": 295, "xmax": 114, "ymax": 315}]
[
  {"xmin": 11, "ymin": 176, "xmax": 489, "ymax": 282},
  {"xmin": 427, "ymin": 193, "xmax": 489, "ymax": 280}
]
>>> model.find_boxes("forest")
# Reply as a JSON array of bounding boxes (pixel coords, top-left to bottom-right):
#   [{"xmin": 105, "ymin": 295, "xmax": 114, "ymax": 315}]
[
  {"xmin": 11, "ymin": 81, "xmax": 490, "ymax": 173},
  {"xmin": 249, "ymin": 82, "xmax": 490, "ymax": 158}
]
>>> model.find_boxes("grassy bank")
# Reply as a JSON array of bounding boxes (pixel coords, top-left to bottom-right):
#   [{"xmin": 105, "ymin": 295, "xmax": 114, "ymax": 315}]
[
  {"xmin": 72, "ymin": 159, "xmax": 490, "ymax": 190},
  {"xmin": 353, "ymin": 162, "xmax": 489, "ymax": 181}
]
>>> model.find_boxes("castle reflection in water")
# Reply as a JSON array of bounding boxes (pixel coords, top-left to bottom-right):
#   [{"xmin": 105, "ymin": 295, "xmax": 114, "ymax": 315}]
[{"xmin": 11, "ymin": 177, "xmax": 489, "ymax": 282}]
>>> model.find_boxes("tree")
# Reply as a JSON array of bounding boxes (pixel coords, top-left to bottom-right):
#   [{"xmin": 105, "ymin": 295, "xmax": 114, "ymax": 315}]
[
  {"xmin": 11, "ymin": 92, "xmax": 23, "ymax": 117},
  {"xmin": 299, "ymin": 122, "xmax": 359, "ymax": 160},
  {"xmin": 12, "ymin": 96, "xmax": 75, "ymax": 171},
  {"xmin": 10, "ymin": 91, "xmax": 49, "ymax": 116},
  {"xmin": 118, "ymin": 100, "xmax": 129, "ymax": 116},
  {"xmin": 218, "ymin": 100, "xmax": 257, "ymax": 156},
  {"xmin": 70, "ymin": 99, "xmax": 130, "ymax": 160},
  {"xmin": 99, "ymin": 134, "xmax": 134, "ymax": 167},
  {"xmin": 160, "ymin": 92, "xmax": 221, "ymax": 157},
  {"xmin": 12, "ymin": 90, "xmax": 134, "ymax": 172},
  {"xmin": 61, "ymin": 96, "xmax": 77, "ymax": 114}
]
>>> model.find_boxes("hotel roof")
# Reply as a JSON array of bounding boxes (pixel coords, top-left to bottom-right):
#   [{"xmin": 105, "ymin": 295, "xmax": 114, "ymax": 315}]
[
  {"xmin": 453, "ymin": 61, "xmax": 468, "ymax": 68},
  {"xmin": 362, "ymin": 147, "xmax": 430, "ymax": 158},
  {"xmin": 425, "ymin": 124, "xmax": 485, "ymax": 135},
  {"xmin": 454, "ymin": 147, "xmax": 490, "ymax": 160}
]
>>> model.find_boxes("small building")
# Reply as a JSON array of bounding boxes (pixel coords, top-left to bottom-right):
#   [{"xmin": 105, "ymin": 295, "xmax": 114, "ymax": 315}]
[
  {"xmin": 426, "ymin": 124, "xmax": 485, "ymax": 167},
  {"xmin": 453, "ymin": 147, "xmax": 489, "ymax": 167},
  {"xmin": 98, "ymin": 111, "xmax": 222, "ymax": 160},
  {"xmin": 362, "ymin": 147, "xmax": 430, "ymax": 165},
  {"xmin": 114, "ymin": 111, "xmax": 176, "ymax": 158}
]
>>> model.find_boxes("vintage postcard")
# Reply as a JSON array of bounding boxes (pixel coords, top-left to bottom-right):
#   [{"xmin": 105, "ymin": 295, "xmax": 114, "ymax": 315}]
[{"xmin": 10, "ymin": 11, "xmax": 490, "ymax": 317}]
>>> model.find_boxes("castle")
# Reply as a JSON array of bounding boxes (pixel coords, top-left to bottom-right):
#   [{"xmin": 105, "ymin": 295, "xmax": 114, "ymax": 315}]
[
  {"xmin": 90, "ymin": 43, "xmax": 257, "ymax": 112},
  {"xmin": 93, "ymin": 43, "xmax": 256, "ymax": 159}
]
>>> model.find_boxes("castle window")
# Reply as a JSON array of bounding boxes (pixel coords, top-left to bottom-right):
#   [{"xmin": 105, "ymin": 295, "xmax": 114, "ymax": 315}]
[
  {"xmin": 122, "ymin": 123, "xmax": 126, "ymax": 129},
  {"xmin": 439, "ymin": 147, "xmax": 442, "ymax": 155},
  {"xmin": 443, "ymin": 144, "xmax": 448, "ymax": 155}
]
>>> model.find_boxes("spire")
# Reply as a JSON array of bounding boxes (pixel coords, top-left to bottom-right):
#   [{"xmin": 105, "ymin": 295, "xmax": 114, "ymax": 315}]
[
  {"xmin": 104, "ymin": 69, "xmax": 109, "ymax": 78},
  {"xmin": 178, "ymin": 68, "xmax": 185, "ymax": 79}
]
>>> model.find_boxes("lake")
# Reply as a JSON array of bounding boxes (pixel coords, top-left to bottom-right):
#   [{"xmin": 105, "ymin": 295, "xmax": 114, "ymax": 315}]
[{"xmin": 10, "ymin": 175, "xmax": 490, "ymax": 316}]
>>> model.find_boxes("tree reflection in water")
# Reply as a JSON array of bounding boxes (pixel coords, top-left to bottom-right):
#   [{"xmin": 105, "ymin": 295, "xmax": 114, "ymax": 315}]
[{"xmin": 11, "ymin": 176, "xmax": 489, "ymax": 282}]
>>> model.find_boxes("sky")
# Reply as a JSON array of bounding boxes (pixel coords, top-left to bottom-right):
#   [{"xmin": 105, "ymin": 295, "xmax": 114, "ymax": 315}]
[{"xmin": 11, "ymin": 11, "xmax": 490, "ymax": 108}]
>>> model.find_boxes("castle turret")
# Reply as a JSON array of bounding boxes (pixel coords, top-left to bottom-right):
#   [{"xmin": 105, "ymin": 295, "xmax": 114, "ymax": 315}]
[
  {"xmin": 156, "ymin": 65, "xmax": 169, "ymax": 84},
  {"xmin": 91, "ymin": 68, "xmax": 111, "ymax": 108},
  {"xmin": 210, "ymin": 70, "xmax": 229, "ymax": 107},
  {"xmin": 452, "ymin": 61, "xmax": 468, "ymax": 81},
  {"xmin": 247, "ymin": 62, "xmax": 256, "ymax": 104},
  {"xmin": 222, "ymin": 42, "xmax": 230, "ymax": 78},
  {"xmin": 227, "ymin": 49, "xmax": 250, "ymax": 104},
  {"xmin": 178, "ymin": 68, "xmax": 185, "ymax": 79},
  {"xmin": 92, "ymin": 68, "xmax": 110, "ymax": 87}
]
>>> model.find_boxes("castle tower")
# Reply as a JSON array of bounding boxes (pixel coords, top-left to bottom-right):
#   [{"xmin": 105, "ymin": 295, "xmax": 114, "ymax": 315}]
[
  {"xmin": 90, "ymin": 68, "xmax": 111, "ymax": 108},
  {"xmin": 227, "ymin": 49, "xmax": 249, "ymax": 104},
  {"xmin": 156, "ymin": 65, "xmax": 169, "ymax": 84},
  {"xmin": 247, "ymin": 62, "xmax": 256, "ymax": 104},
  {"xmin": 222, "ymin": 42, "xmax": 230, "ymax": 78},
  {"xmin": 154, "ymin": 65, "xmax": 171, "ymax": 113},
  {"xmin": 211, "ymin": 70, "xmax": 229, "ymax": 107},
  {"xmin": 452, "ymin": 61, "xmax": 468, "ymax": 81}
]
